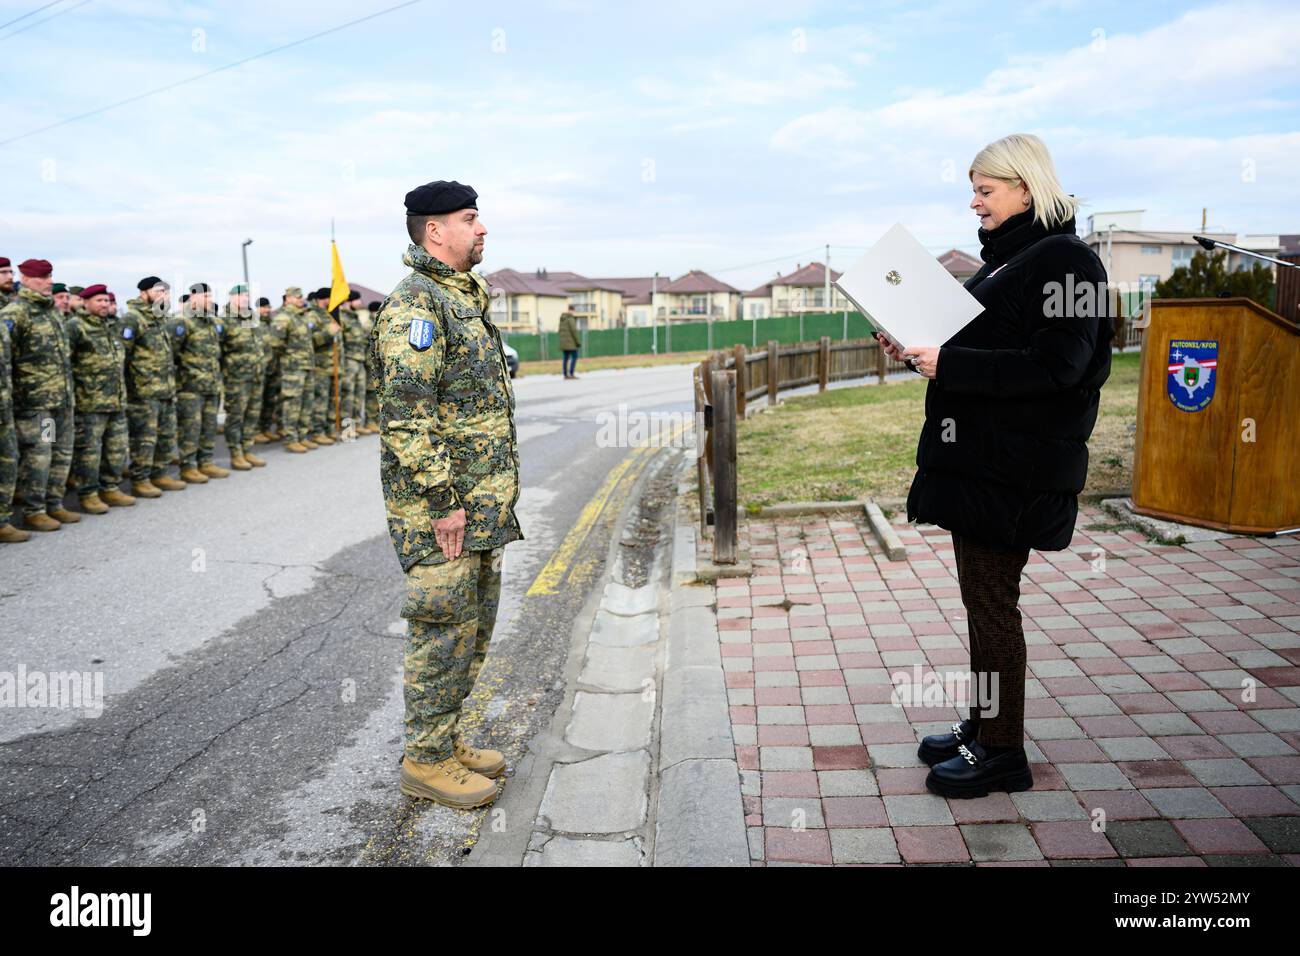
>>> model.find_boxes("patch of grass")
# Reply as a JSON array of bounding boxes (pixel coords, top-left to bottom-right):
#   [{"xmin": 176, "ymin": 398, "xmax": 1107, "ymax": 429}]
[
  {"xmin": 737, "ymin": 350, "xmax": 1141, "ymax": 509},
  {"xmin": 518, "ymin": 350, "xmax": 712, "ymax": 377}
]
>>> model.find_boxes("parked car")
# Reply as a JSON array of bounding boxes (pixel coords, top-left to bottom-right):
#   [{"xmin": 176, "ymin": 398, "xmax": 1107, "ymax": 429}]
[{"xmin": 502, "ymin": 342, "xmax": 519, "ymax": 378}]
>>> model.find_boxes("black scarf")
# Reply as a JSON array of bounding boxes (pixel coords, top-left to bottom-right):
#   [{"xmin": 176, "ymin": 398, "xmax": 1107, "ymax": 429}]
[{"xmin": 977, "ymin": 206, "xmax": 1077, "ymax": 266}]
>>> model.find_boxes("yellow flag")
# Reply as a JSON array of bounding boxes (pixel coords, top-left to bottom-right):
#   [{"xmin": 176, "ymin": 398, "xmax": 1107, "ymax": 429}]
[{"xmin": 328, "ymin": 240, "xmax": 351, "ymax": 311}]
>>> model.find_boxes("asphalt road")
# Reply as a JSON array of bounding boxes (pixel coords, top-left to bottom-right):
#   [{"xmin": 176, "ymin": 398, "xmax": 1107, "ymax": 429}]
[{"xmin": 0, "ymin": 362, "xmax": 694, "ymax": 865}]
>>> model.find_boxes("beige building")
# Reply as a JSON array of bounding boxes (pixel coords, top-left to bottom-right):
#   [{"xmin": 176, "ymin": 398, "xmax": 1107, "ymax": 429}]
[
  {"xmin": 593, "ymin": 276, "xmax": 658, "ymax": 326},
  {"xmin": 744, "ymin": 262, "xmax": 849, "ymax": 318},
  {"xmin": 652, "ymin": 270, "xmax": 742, "ymax": 322},
  {"xmin": 938, "ymin": 249, "xmax": 982, "ymax": 281},
  {"xmin": 484, "ymin": 268, "xmax": 624, "ymax": 333}
]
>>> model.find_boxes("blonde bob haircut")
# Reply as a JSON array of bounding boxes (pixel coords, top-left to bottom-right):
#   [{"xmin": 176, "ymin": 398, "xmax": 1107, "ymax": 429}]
[{"xmin": 969, "ymin": 133, "xmax": 1079, "ymax": 230}]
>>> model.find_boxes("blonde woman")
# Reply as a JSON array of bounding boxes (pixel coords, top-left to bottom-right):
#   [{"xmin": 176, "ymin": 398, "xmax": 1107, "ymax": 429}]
[{"xmin": 878, "ymin": 133, "xmax": 1112, "ymax": 798}]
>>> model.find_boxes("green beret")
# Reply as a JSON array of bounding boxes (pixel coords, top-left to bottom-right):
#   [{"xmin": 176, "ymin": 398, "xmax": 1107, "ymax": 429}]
[{"xmin": 52, "ymin": 283, "xmax": 68, "ymax": 294}]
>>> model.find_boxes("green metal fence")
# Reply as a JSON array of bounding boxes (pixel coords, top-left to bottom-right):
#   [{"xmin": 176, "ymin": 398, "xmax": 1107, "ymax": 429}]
[{"xmin": 500, "ymin": 311, "xmax": 878, "ymax": 363}]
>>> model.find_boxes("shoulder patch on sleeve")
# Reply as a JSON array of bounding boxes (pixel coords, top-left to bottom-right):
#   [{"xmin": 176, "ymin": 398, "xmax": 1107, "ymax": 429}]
[{"xmin": 408, "ymin": 317, "xmax": 435, "ymax": 351}]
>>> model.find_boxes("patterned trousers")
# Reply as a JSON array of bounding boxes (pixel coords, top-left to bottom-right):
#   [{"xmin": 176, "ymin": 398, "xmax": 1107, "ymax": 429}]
[
  {"xmin": 311, "ymin": 364, "xmax": 334, "ymax": 435},
  {"xmin": 952, "ymin": 533, "xmax": 1032, "ymax": 748},
  {"xmin": 365, "ymin": 381, "xmax": 378, "ymax": 429},
  {"xmin": 127, "ymin": 397, "xmax": 178, "ymax": 482},
  {"xmin": 402, "ymin": 547, "xmax": 504, "ymax": 763},
  {"xmin": 14, "ymin": 405, "xmax": 74, "ymax": 516},
  {"xmin": 176, "ymin": 391, "xmax": 219, "ymax": 468},
  {"xmin": 341, "ymin": 362, "xmax": 365, "ymax": 430},
  {"xmin": 276, "ymin": 368, "xmax": 313, "ymax": 443},
  {"xmin": 244, "ymin": 366, "xmax": 266, "ymax": 443},
  {"xmin": 259, "ymin": 361, "xmax": 280, "ymax": 434},
  {"xmin": 0, "ymin": 399, "xmax": 15, "ymax": 525},
  {"xmin": 72, "ymin": 410, "xmax": 128, "ymax": 497},
  {"xmin": 222, "ymin": 376, "xmax": 255, "ymax": 456}
]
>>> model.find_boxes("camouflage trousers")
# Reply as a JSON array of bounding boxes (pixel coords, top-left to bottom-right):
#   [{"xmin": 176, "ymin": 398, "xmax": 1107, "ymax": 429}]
[
  {"xmin": 72, "ymin": 410, "xmax": 127, "ymax": 497},
  {"xmin": 14, "ymin": 405, "xmax": 74, "ymax": 516},
  {"xmin": 176, "ymin": 391, "xmax": 219, "ymax": 468},
  {"xmin": 276, "ymin": 368, "xmax": 313, "ymax": 443},
  {"xmin": 0, "ymin": 400, "xmax": 15, "ymax": 525},
  {"xmin": 341, "ymin": 362, "xmax": 365, "ymax": 430},
  {"xmin": 311, "ymin": 364, "xmax": 334, "ymax": 435},
  {"xmin": 402, "ymin": 546, "xmax": 504, "ymax": 763},
  {"xmin": 127, "ymin": 397, "xmax": 178, "ymax": 482},
  {"xmin": 258, "ymin": 361, "xmax": 280, "ymax": 434},
  {"xmin": 222, "ymin": 375, "xmax": 256, "ymax": 456},
  {"xmin": 244, "ymin": 366, "xmax": 265, "ymax": 442},
  {"xmin": 365, "ymin": 382, "xmax": 378, "ymax": 429}
]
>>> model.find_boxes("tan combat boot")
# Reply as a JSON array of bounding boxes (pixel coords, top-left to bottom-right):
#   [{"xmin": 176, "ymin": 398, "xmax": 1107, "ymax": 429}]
[
  {"xmin": 301, "ymin": 438, "xmax": 320, "ymax": 449},
  {"xmin": 180, "ymin": 467, "xmax": 209, "ymax": 484},
  {"xmin": 153, "ymin": 475, "xmax": 187, "ymax": 491},
  {"xmin": 199, "ymin": 462, "xmax": 230, "ymax": 479},
  {"xmin": 253, "ymin": 432, "xmax": 272, "ymax": 444},
  {"xmin": 244, "ymin": 452, "xmax": 267, "ymax": 467},
  {"xmin": 453, "ymin": 739, "xmax": 508, "ymax": 779},
  {"xmin": 265, "ymin": 428, "xmax": 281, "ymax": 441},
  {"xmin": 79, "ymin": 494, "xmax": 110, "ymax": 515},
  {"xmin": 0, "ymin": 523, "xmax": 33, "ymax": 543},
  {"xmin": 101, "ymin": 488, "xmax": 137, "ymax": 507},
  {"xmin": 23, "ymin": 512, "xmax": 61, "ymax": 532},
  {"xmin": 131, "ymin": 480, "xmax": 163, "ymax": 498},
  {"xmin": 48, "ymin": 507, "xmax": 80, "ymax": 524},
  {"xmin": 311, "ymin": 433, "xmax": 335, "ymax": 446},
  {"xmin": 230, "ymin": 455, "xmax": 253, "ymax": 471},
  {"xmin": 399, "ymin": 756, "xmax": 500, "ymax": 809},
  {"xmin": 285, "ymin": 441, "xmax": 308, "ymax": 454}
]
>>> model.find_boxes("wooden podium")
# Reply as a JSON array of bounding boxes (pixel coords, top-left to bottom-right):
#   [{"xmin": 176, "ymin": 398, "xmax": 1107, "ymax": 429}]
[{"xmin": 1132, "ymin": 297, "xmax": 1300, "ymax": 535}]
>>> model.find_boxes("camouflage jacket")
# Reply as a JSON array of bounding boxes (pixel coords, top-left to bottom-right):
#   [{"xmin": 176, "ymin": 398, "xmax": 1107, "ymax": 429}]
[
  {"xmin": 372, "ymin": 243, "xmax": 522, "ymax": 571},
  {"xmin": 309, "ymin": 304, "xmax": 339, "ymax": 369},
  {"xmin": 269, "ymin": 303, "xmax": 315, "ymax": 374},
  {"xmin": 220, "ymin": 304, "xmax": 262, "ymax": 381},
  {"xmin": 2, "ymin": 287, "xmax": 74, "ymax": 411},
  {"xmin": 173, "ymin": 307, "xmax": 223, "ymax": 395},
  {"xmin": 338, "ymin": 306, "xmax": 368, "ymax": 367},
  {"xmin": 67, "ymin": 310, "xmax": 127, "ymax": 412},
  {"xmin": 255, "ymin": 316, "xmax": 276, "ymax": 372},
  {"xmin": 0, "ymin": 316, "xmax": 12, "ymax": 412},
  {"xmin": 121, "ymin": 297, "xmax": 176, "ymax": 400}
]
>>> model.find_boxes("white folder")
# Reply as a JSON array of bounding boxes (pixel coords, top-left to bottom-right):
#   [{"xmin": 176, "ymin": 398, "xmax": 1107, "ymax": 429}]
[{"xmin": 833, "ymin": 223, "xmax": 984, "ymax": 351}]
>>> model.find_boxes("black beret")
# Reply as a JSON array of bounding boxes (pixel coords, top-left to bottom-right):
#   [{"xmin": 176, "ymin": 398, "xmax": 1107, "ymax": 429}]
[
  {"xmin": 180, "ymin": 293, "xmax": 191, "ymax": 302},
  {"xmin": 347, "ymin": 290, "xmax": 360, "ymax": 301},
  {"xmin": 313, "ymin": 287, "xmax": 331, "ymax": 300},
  {"xmin": 405, "ymin": 180, "xmax": 477, "ymax": 215},
  {"xmin": 137, "ymin": 275, "xmax": 166, "ymax": 291},
  {"xmin": 368, "ymin": 300, "xmax": 381, "ymax": 310},
  {"xmin": 189, "ymin": 282, "xmax": 210, "ymax": 294},
  {"xmin": 256, "ymin": 296, "xmax": 270, "ymax": 307}
]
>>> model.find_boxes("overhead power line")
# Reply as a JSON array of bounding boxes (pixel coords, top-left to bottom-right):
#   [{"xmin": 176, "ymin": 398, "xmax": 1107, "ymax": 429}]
[
  {"xmin": 0, "ymin": 0, "xmax": 64, "ymax": 32},
  {"xmin": 0, "ymin": 0, "xmax": 90, "ymax": 42}
]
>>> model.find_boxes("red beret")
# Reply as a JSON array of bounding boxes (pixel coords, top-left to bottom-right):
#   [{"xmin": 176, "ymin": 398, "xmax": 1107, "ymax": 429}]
[
  {"xmin": 81, "ymin": 283, "xmax": 109, "ymax": 300},
  {"xmin": 0, "ymin": 257, "xmax": 10, "ymax": 268},
  {"xmin": 18, "ymin": 258, "xmax": 52, "ymax": 278}
]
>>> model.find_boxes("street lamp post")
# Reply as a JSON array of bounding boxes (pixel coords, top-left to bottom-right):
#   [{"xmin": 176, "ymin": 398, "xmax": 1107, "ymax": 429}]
[{"xmin": 241, "ymin": 238, "xmax": 253, "ymax": 320}]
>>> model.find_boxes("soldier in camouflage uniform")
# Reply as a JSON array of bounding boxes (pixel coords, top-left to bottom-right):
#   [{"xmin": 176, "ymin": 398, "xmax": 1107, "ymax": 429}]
[
  {"xmin": 306, "ymin": 288, "xmax": 340, "ymax": 445},
  {"xmin": 122, "ymin": 277, "xmax": 185, "ymax": 497},
  {"xmin": 67, "ymin": 284, "xmax": 136, "ymax": 513},
  {"xmin": 219, "ymin": 284, "xmax": 266, "ymax": 470},
  {"xmin": 2, "ymin": 259, "xmax": 80, "ymax": 531},
  {"xmin": 173, "ymin": 283, "xmax": 229, "ymax": 483},
  {"xmin": 337, "ymin": 290, "xmax": 369, "ymax": 437},
  {"xmin": 363, "ymin": 300, "xmax": 381, "ymax": 430},
  {"xmin": 251, "ymin": 296, "xmax": 278, "ymax": 442},
  {"xmin": 374, "ymin": 181, "xmax": 521, "ymax": 809},
  {"xmin": 268, "ymin": 287, "xmax": 317, "ymax": 453},
  {"xmin": 0, "ymin": 277, "xmax": 30, "ymax": 543}
]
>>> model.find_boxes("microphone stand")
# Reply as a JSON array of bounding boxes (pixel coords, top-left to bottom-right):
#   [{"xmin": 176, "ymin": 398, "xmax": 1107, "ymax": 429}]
[{"xmin": 1193, "ymin": 235, "xmax": 1299, "ymax": 270}]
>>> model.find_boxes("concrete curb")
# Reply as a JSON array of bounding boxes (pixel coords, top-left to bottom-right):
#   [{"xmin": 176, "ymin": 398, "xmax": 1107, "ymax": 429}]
[
  {"xmin": 744, "ymin": 497, "xmax": 907, "ymax": 562},
  {"xmin": 864, "ymin": 500, "xmax": 908, "ymax": 561},
  {"xmin": 652, "ymin": 459, "xmax": 749, "ymax": 866},
  {"xmin": 1101, "ymin": 497, "xmax": 1234, "ymax": 545}
]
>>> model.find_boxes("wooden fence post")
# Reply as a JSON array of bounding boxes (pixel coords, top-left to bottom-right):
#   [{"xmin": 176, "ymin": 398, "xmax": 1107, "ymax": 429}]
[
  {"xmin": 818, "ymin": 336, "xmax": 831, "ymax": 392},
  {"xmin": 767, "ymin": 340, "xmax": 780, "ymax": 407},
  {"xmin": 876, "ymin": 339, "xmax": 887, "ymax": 384},
  {"xmin": 712, "ymin": 369, "xmax": 737, "ymax": 564},
  {"xmin": 733, "ymin": 343, "xmax": 747, "ymax": 418}
]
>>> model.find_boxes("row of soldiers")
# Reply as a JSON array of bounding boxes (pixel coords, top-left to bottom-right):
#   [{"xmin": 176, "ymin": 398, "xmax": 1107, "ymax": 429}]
[{"xmin": 0, "ymin": 256, "xmax": 383, "ymax": 543}]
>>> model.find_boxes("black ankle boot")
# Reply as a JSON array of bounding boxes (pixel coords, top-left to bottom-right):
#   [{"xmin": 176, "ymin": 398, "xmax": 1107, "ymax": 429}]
[
  {"xmin": 925, "ymin": 738, "xmax": 1034, "ymax": 799},
  {"xmin": 917, "ymin": 719, "xmax": 980, "ymax": 767}
]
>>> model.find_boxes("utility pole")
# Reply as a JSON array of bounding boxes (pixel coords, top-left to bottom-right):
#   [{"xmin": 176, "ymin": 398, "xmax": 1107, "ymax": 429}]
[
  {"xmin": 651, "ymin": 272, "xmax": 658, "ymax": 354},
  {"xmin": 241, "ymin": 238, "xmax": 253, "ymax": 320},
  {"xmin": 824, "ymin": 243, "xmax": 831, "ymax": 315},
  {"xmin": 1202, "ymin": 207, "xmax": 1207, "ymax": 232}
]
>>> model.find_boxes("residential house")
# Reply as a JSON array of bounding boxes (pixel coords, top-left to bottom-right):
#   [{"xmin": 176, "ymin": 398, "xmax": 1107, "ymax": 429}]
[
  {"xmin": 657, "ymin": 270, "xmax": 742, "ymax": 322},
  {"xmin": 742, "ymin": 261, "xmax": 849, "ymax": 318},
  {"xmin": 938, "ymin": 249, "xmax": 982, "ymax": 281},
  {"xmin": 484, "ymin": 268, "xmax": 624, "ymax": 333},
  {"xmin": 592, "ymin": 276, "xmax": 658, "ymax": 326}
]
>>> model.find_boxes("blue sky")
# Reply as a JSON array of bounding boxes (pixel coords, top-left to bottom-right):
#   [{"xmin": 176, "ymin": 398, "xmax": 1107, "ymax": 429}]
[{"xmin": 2, "ymin": 0, "xmax": 1297, "ymax": 301}]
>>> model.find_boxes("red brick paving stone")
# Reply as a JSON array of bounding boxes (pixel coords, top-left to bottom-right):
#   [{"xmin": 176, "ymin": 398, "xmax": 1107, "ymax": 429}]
[
  {"xmin": 812, "ymin": 745, "xmax": 871, "ymax": 770},
  {"xmin": 1208, "ymin": 786, "xmax": 1300, "ymax": 817},
  {"xmin": 1028, "ymin": 763, "xmax": 1070, "ymax": 791},
  {"xmin": 1190, "ymin": 711, "xmax": 1265, "ymax": 734},
  {"xmin": 894, "ymin": 826, "xmax": 970, "ymax": 864},
  {"xmin": 1030, "ymin": 821, "xmax": 1119, "ymax": 859},
  {"xmin": 1246, "ymin": 755, "xmax": 1300, "ymax": 786},
  {"xmin": 1145, "ymin": 671, "xmax": 1211, "ymax": 693},
  {"xmin": 1073, "ymin": 790, "xmax": 1160, "ymax": 821},
  {"xmin": 876, "ymin": 767, "xmax": 931, "ymax": 795},
  {"xmin": 755, "ymin": 687, "xmax": 802, "ymax": 706},
  {"xmin": 725, "ymin": 672, "xmax": 755, "ymax": 689},
  {"xmin": 822, "ymin": 796, "xmax": 889, "ymax": 827},
  {"xmin": 806, "ymin": 704, "xmax": 856, "ymax": 724},
  {"xmin": 736, "ymin": 746, "xmax": 758, "ymax": 771},
  {"xmin": 758, "ymin": 726, "xmax": 810, "ymax": 746},
  {"xmin": 947, "ymin": 793, "xmax": 1022, "ymax": 824},
  {"xmin": 729, "ymin": 705, "xmax": 756, "ymax": 725},
  {"xmin": 1038, "ymin": 739, "xmax": 1109, "ymax": 764},
  {"xmin": 1116, "ymin": 760, "xmax": 1200, "ymax": 788},
  {"xmin": 765, "ymin": 827, "xmax": 833, "ymax": 864},
  {"xmin": 1235, "ymin": 688, "xmax": 1296, "ymax": 710},
  {"xmin": 1127, "ymin": 857, "xmax": 1208, "ymax": 867},
  {"xmin": 1172, "ymin": 819, "xmax": 1270, "ymax": 855}
]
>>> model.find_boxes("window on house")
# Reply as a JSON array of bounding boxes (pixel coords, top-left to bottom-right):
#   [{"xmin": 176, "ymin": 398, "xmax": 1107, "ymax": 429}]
[
  {"xmin": 1141, "ymin": 245, "xmax": 1162, "ymax": 254},
  {"xmin": 1171, "ymin": 247, "xmax": 1194, "ymax": 270}
]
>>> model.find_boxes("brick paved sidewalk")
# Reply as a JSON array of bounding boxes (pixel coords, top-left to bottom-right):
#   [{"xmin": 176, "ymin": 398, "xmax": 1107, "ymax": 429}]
[{"xmin": 714, "ymin": 505, "xmax": 1300, "ymax": 866}]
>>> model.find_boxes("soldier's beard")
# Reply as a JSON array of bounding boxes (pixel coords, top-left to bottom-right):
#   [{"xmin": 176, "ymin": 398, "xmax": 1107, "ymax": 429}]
[{"xmin": 466, "ymin": 243, "xmax": 484, "ymax": 268}]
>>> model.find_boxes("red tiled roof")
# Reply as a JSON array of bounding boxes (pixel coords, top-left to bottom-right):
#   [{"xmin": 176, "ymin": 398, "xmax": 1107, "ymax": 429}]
[
  {"xmin": 937, "ymin": 249, "xmax": 982, "ymax": 275},
  {"xmin": 744, "ymin": 261, "xmax": 840, "ymax": 296},
  {"xmin": 485, "ymin": 268, "xmax": 625, "ymax": 296},
  {"xmin": 661, "ymin": 269, "xmax": 740, "ymax": 294},
  {"xmin": 592, "ymin": 276, "xmax": 658, "ymax": 304}
]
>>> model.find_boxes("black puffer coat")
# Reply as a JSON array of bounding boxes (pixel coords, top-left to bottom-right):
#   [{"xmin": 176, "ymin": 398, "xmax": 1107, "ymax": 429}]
[{"xmin": 905, "ymin": 207, "xmax": 1112, "ymax": 551}]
